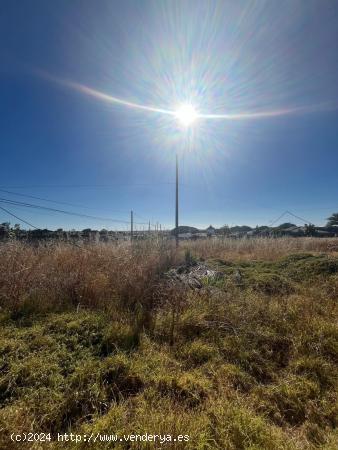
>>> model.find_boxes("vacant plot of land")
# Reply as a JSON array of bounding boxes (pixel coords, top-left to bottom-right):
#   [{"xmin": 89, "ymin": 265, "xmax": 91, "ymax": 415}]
[{"xmin": 0, "ymin": 239, "xmax": 337, "ymax": 449}]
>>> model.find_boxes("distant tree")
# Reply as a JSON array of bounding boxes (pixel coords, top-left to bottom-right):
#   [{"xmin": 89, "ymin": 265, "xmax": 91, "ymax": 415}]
[
  {"xmin": 82, "ymin": 228, "xmax": 92, "ymax": 239},
  {"xmin": 326, "ymin": 213, "xmax": 338, "ymax": 227},
  {"xmin": 220, "ymin": 224, "xmax": 230, "ymax": 235},
  {"xmin": 254, "ymin": 225, "xmax": 270, "ymax": 236},
  {"xmin": 230, "ymin": 225, "xmax": 252, "ymax": 233},
  {"xmin": 0, "ymin": 222, "xmax": 10, "ymax": 240},
  {"xmin": 99, "ymin": 228, "xmax": 109, "ymax": 242},
  {"xmin": 255, "ymin": 225, "xmax": 269, "ymax": 231},
  {"xmin": 170, "ymin": 226, "xmax": 199, "ymax": 236},
  {"xmin": 276, "ymin": 222, "xmax": 296, "ymax": 230},
  {"xmin": 13, "ymin": 223, "xmax": 21, "ymax": 238},
  {"xmin": 304, "ymin": 223, "xmax": 316, "ymax": 236}
]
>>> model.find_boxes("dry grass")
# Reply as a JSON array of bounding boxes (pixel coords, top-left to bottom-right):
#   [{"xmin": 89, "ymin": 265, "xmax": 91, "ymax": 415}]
[
  {"xmin": 1, "ymin": 237, "xmax": 336, "ymax": 313},
  {"xmin": 182, "ymin": 236, "xmax": 338, "ymax": 261},
  {"xmin": 0, "ymin": 240, "xmax": 178, "ymax": 315},
  {"xmin": 0, "ymin": 237, "xmax": 337, "ymax": 449}
]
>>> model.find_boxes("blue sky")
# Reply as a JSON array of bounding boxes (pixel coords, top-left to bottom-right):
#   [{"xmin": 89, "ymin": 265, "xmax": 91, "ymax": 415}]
[{"xmin": 1, "ymin": 0, "xmax": 338, "ymax": 230}]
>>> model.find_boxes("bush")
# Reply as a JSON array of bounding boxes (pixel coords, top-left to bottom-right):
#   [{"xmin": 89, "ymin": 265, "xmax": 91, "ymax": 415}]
[{"xmin": 249, "ymin": 272, "xmax": 294, "ymax": 295}]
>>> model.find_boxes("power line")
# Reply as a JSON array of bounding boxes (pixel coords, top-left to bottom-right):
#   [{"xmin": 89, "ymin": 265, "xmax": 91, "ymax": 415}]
[
  {"xmin": 267, "ymin": 210, "xmax": 313, "ymax": 228},
  {"xmin": 0, "ymin": 198, "xmax": 148, "ymax": 225},
  {"xmin": 0, "ymin": 188, "xmax": 130, "ymax": 215},
  {"xmin": 0, "ymin": 189, "xmax": 92, "ymax": 209},
  {"xmin": 0, "ymin": 198, "xmax": 129, "ymax": 223},
  {"xmin": 133, "ymin": 212, "xmax": 157, "ymax": 228},
  {"xmin": 0, "ymin": 205, "xmax": 38, "ymax": 229},
  {"xmin": 268, "ymin": 211, "xmax": 289, "ymax": 227},
  {"xmin": 286, "ymin": 210, "xmax": 313, "ymax": 224},
  {"xmin": 0, "ymin": 182, "xmax": 178, "ymax": 189}
]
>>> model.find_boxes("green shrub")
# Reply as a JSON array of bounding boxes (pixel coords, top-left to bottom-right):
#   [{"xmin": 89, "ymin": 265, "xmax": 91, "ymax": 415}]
[
  {"xmin": 249, "ymin": 272, "xmax": 294, "ymax": 295},
  {"xmin": 280, "ymin": 254, "xmax": 338, "ymax": 281}
]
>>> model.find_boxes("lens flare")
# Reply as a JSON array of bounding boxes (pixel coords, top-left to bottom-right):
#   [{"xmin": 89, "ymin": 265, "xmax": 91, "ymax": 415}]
[
  {"xmin": 36, "ymin": 69, "xmax": 336, "ymax": 123},
  {"xmin": 175, "ymin": 104, "xmax": 198, "ymax": 127},
  {"xmin": 33, "ymin": 0, "xmax": 337, "ymax": 168}
]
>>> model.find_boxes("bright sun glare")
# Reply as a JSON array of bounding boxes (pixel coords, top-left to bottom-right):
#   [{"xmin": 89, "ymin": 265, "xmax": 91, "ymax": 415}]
[{"xmin": 175, "ymin": 104, "xmax": 198, "ymax": 127}]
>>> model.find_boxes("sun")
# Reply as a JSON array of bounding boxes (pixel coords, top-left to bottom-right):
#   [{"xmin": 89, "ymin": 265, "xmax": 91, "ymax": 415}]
[{"xmin": 175, "ymin": 104, "xmax": 198, "ymax": 127}]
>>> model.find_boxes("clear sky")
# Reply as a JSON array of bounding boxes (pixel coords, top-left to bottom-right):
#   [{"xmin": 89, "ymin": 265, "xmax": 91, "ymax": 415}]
[{"xmin": 1, "ymin": 0, "xmax": 338, "ymax": 230}]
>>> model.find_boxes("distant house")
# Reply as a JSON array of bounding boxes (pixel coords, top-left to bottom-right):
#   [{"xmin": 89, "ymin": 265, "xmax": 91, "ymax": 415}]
[
  {"xmin": 315, "ymin": 227, "xmax": 336, "ymax": 237},
  {"xmin": 205, "ymin": 225, "xmax": 216, "ymax": 237},
  {"xmin": 316, "ymin": 230, "xmax": 334, "ymax": 237},
  {"xmin": 193, "ymin": 232, "xmax": 208, "ymax": 239},
  {"xmin": 284, "ymin": 226, "xmax": 305, "ymax": 237},
  {"xmin": 246, "ymin": 230, "xmax": 256, "ymax": 237},
  {"xmin": 178, "ymin": 232, "xmax": 194, "ymax": 240},
  {"xmin": 270, "ymin": 224, "xmax": 305, "ymax": 237}
]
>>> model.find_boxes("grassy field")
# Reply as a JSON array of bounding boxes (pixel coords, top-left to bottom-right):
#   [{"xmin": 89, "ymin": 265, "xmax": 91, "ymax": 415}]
[{"xmin": 0, "ymin": 238, "xmax": 337, "ymax": 449}]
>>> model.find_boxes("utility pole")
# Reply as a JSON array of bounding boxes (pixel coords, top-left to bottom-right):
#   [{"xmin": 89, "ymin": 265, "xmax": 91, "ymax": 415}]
[
  {"xmin": 175, "ymin": 153, "xmax": 179, "ymax": 248},
  {"xmin": 130, "ymin": 210, "xmax": 133, "ymax": 242}
]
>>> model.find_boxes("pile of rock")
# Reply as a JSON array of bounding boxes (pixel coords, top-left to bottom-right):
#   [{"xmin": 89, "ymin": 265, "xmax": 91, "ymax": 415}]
[{"xmin": 165, "ymin": 263, "xmax": 224, "ymax": 290}]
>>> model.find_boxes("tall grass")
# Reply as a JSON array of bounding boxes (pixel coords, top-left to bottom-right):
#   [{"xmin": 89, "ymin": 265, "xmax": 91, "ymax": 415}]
[
  {"xmin": 182, "ymin": 236, "xmax": 338, "ymax": 261},
  {"xmin": 0, "ymin": 238, "xmax": 337, "ymax": 449},
  {"xmin": 1, "ymin": 237, "xmax": 337, "ymax": 316},
  {"xmin": 0, "ymin": 240, "xmax": 178, "ymax": 315}
]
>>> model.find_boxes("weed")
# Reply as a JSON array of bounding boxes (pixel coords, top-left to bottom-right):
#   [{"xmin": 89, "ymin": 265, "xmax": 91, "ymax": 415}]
[{"xmin": 0, "ymin": 239, "xmax": 337, "ymax": 449}]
